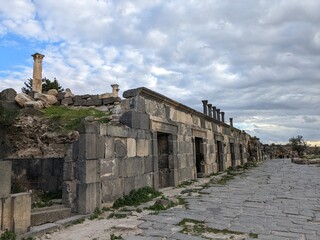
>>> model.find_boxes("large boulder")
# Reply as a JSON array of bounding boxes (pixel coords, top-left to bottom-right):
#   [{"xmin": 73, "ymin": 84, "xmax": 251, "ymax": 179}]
[
  {"xmin": 47, "ymin": 89, "xmax": 58, "ymax": 97},
  {"xmin": 34, "ymin": 93, "xmax": 58, "ymax": 107},
  {"xmin": 24, "ymin": 101, "xmax": 45, "ymax": 110},
  {"xmin": 64, "ymin": 88, "xmax": 74, "ymax": 98},
  {"xmin": 0, "ymin": 88, "xmax": 17, "ymax": 101},
  {"xmin": 15, "ymin": 93, "xmax": 34, "ymax": 107}
]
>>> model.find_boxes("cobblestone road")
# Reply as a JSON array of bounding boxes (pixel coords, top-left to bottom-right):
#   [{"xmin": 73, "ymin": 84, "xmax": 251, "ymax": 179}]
[{"xmin": 128, "ymin": 159, "xmax": 320, "ymax": 240}]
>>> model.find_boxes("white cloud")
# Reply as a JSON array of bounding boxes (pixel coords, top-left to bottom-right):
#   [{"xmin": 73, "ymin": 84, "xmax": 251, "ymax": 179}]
[{"xmin": 0, "ymin": 0, "xmax": 320, "ymax": 144}]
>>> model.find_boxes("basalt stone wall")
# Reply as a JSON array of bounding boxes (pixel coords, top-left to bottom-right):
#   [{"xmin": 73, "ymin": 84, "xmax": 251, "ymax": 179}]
[
  {"xmin": 73, "ymin": 120, "xmax": 155, "ymax": 212},
  {"xmin": 9, "ymin": 158, "xmax": 64, "ymax": 193},
  {"xmin": 99, "ymin": 124, "xmax": 154, "ymax": 204},
  {"xmin": 71, "ymin": 87, "xmax": 264, "ymax": 213},
  {"xmin": 122, "ymin": 88, "xmax": 262, "ymax": 182},
  {"xmin": 57, "ymin": 93, "xmax": 121, "ymax": 107}
]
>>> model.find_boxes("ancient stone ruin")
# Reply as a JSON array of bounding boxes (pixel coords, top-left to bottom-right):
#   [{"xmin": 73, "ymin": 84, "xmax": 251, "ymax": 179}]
[{"xmin": 0, "ymin": 53, "xmax": 265, "ymax": 235}]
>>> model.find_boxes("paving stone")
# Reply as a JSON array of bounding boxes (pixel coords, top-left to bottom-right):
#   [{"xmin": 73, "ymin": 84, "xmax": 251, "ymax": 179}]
[{"xmin": 133, "ymin": 159, "xmax": 320, "ymax": 239}]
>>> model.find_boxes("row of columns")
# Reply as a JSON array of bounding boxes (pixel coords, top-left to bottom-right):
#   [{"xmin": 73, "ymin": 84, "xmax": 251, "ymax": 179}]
[{"xmin": 202, "ymin": 100, "xmax": 233, "ymax": 127}]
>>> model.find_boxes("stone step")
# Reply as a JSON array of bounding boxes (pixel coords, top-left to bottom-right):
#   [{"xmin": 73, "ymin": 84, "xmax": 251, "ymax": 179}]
[{"xmin": 31, "ymin": 205, "xmax": 72, "ymax": 226}]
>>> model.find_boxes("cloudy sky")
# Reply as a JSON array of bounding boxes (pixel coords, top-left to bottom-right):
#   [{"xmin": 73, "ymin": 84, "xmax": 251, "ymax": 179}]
[{"xmin": 0, "ymin": 0, "xmax": 319, "ymax": 145}]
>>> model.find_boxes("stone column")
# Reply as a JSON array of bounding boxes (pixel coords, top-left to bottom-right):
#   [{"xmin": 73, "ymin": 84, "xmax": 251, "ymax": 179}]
[
  {"xmin": 32, "ymin": 53, "xmax": 45, "ymax": 93},
  {"xmin": 111, "ymin": 84, "xmax": 119, "ymax": 97},
  {"xmin": 216, "ymin": 109, "xmax": 220, "ymax": 121},
  {"xmin": 202, "ymin": 100, "xmax": 208, "ymax": 115},
  {"xmin": 212, "ymin": 106, "xmax": 216, "ymax": 119},
  {"xmin": 229, "ymin": 118, "xmax": 233, "ymax": 127},
  {"xmin": 221, "ymin": 112, "xmax": 225, "ymax": 123},
  {"xmin": 207, "ymin": 103, "xmax": 212, "ymax": 117}
]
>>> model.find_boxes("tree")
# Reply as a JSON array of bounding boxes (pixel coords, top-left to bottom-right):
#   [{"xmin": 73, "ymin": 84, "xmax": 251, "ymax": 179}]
[
  {"xmin": 289, "ymin": 135, "xmax": 307, "ymax": 157},
  {"xmin": 22, "ymin": 78, "xmax": 64, "ymax": 94}
]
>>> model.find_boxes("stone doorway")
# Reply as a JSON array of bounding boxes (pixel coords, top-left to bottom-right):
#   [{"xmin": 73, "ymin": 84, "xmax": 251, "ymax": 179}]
[
  {"xmin": 230, "ymin": 143, "xmax": 236, "ymax": 167},
  {"xmin": 195, "ymin": 137, "xmax": 205, "ymax": 178},
  {"xmin": 217, "ymin": 141, "xmax": 224, "ymax": 172},
  {"xmin": 157, "ymin": 132, "xmax": 174, "ymax": 188}
]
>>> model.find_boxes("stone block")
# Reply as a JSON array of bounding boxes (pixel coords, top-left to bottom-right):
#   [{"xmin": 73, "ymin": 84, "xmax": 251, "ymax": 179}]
[
  {"xmin": 63, "ymin": 161, "xmax": 75, "ymax": 181},
  {"xmin": 79, "ymin": 121, "xmax": 100, "ymax": 134},
  {"xmin": 62, "ymin": 181, "xmax": 77, "ymax": 211},
  {"xmin": 11, "ymin": 192, "xmax": 31, "ymax": 234},
  {"xmin": 103, "ymin": 97, "xmax": 121, "ymax": 105},
  {"xmin": 127, "ymin": 138, "xmax": 136, "ymax": 157},
  {"xmin": 124, "ymin": 157, "xmax": 144, "ymax": 177},
  {"xmin": 123, "ymin": 88, "xmax": 142, "ymax": 98},
  {"xmin": 0, "ymin": 161, "xmax": 12, "ymax": 198},
  {"xmin": 77, "ymin": 159, "xmax": 101, "ymax": 184},
  {"xmin": 77, "ymin": 182, "xmax": 101, "ymax": 214},
  {"xmin": 144, "ymin": 156, "xmax": 154, "ymax": 173},
  {"xmin": 78, "ymin": 134, "xmax": 98, "ymax": 160},
  {"xmin": 100, "ymin": 158, "xmax": 119, "ymax": 180},
  {"xmin": 137, "ymin": 139, "xmax": 149, "ymax": 157},
  {"xmin": 61, "ymin": 97, "xmax": 74, "ymax": 105},
  {"xmin": 31, "ymin": 206, "xmax": 71, "ymax": 226},
  {"xmin": 100, "ymin": 123, "xmax": 108, "ymax": 136},
  {"xmin": 115, "ymin": 139, "xmax": 127, "ymax": 158},
  {"xmin": 119, "ymin": 111, "xmax": 150, "ymax": 130},
  {"xmin": 57, "ymin": 92, "xmax": 65, "ymax": 101},
  {"xmin": 73, "ymin": 98, "xmax": 86, "ymax": 106},
  {"xmin": 101, "ymin": 178, "xmax": 123, "ymax": 203},
  {"xmin": 105, "ymin": 137, "xmax": 115, "ymax": 159},
  {"xmin": 107, "ymin": 124, "xmax": 129, "ymax": 137},
  {"xmin": 187, "ymin": 154, "xmax": 195, "ymax": 167},
  {"xmin": 178, "ymin": 154, "xmax": 187, "ymax": 169},
  {"xmin": 135, "ymin": 174, "xmax": 152, "ymax": 189},
  {"xmin": 124, "ymin": 177, "xmax": 135, "ymax": 195},
  {"xmin": 0, "ymin": 196, "xmax": 12, "ymax": 230},
  {"xmin": 128, "ymin": 96, "xmax": 146, "ymax": 113},
  {"xmin": 97, "ymin": 135, "xmax": 105, "ymax": 159},
  {"xmin": 72, "ymin": 140, "xmax": 79, "ymax": 161},
  {"xmin": 178, "ymin": 167, "xmax": 193, "ymax": 183},
  {"xmin": 86, "ymin": 95, "xmax": 102, "ymax": 106}
]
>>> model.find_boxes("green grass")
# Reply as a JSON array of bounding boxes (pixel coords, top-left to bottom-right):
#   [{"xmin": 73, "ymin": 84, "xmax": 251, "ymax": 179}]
[
  {"xmin": 178, "ymin": 218, "xmax": 258, "ymax": 238},
  {"xmin": 148, "ymin": 201, "xmax": 175, "ymax": 212},
  {"xmin": 0, "ymin": 229, "xmax": 16, "ymax": 240},
  {"xmin": 108, "ymin": 213, "xmax": 128, "ymax": 219},
  {"xmin": 110, "ymin": 234, "xmax": 123, "ymax": 240},
  {"xmin": 243, "ymin": 161, "xmax": 258, "ymax": 169},
  {"xmin": 177, "ymin": 179, "xmax": 196, "ymax": 188},
  {"xmin": 89, "ymin": 207, "xmax": 102, "ymax": 220},
  {"xmin": 42, "ymin": 106, "xmax": 110, "ymax": 131},
  {"xmin": 32, "ymin": 190, "xmax": 62, "ymax": 209},
  {"xmin": 112, "ymin": 187, "xmax": 161, "ymax": 208}
]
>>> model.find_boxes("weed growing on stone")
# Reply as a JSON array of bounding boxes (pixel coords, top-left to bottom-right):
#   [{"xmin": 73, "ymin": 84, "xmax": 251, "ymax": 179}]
[
  {"xmin": 112, "ymin": 187, "xmax": 161, "ymax": 208},
  {"xmin": 31, "ymin": 190, "xmax": 62, "ymax": 209},
  {"xmin": 243, "ymin": 161, "xmax": 258, "ymax": 169},
  {"xmin": 71, "ymin": 218, "xmax": 85, "ymax": 225},
  {"xmin": 108, "ymin": 213, "xmax": 128, "ymax": 219},
  {"xmin": 176, "ymin": 179, "xmax": 196, "ymax": 188},
  {"xmin": 42, "ymin": 106, "xmax": 110, "ymax": 131},
  {"xmin": 0, "ymin": 229, "xmax": 16, "ymax": 240},
  {"xmin": 101, "ymin": 206, "xmax": 110, "ymax": 212},
  {"xmin": 89, "ymin": 207, "xmax": 102, "ymax": 220},
  {"xmin": 217, "ymin": 174, "xmax": 235, "ymax": 184},
  {"xmin": 148, "ymin": 200, "xmax": 175, "ymax": 212},
  {"xmin": 110, "ymin": 234, "xmax": 123, "ymax": 240},
  {"xmin": 178, "ymin": 218, "xmax": 258, "ymax": 239}
]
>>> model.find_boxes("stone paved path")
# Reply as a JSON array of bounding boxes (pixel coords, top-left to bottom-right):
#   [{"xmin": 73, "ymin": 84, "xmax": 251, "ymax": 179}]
[{"xmin": 128, "ymin": 159, "xmax": 320, "ymax": 240}]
